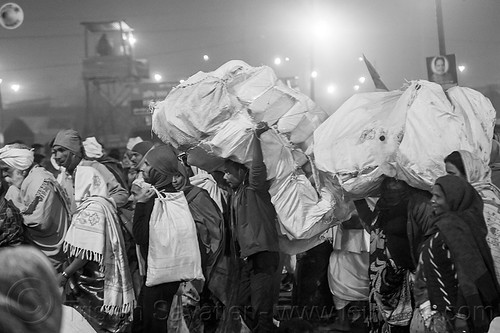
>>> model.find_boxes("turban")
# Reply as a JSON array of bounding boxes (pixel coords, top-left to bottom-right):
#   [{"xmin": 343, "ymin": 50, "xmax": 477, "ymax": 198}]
[
  {"xmin": 53, "ymin": 129, "xmax": 83, "ymax": 157},
  {"xmin": 126, "ymin": 137, "xmax": 143, "ymax": 151},
  {"xmin": 132, "ymin": 141, "xmax": 154, "ymax": 157},
  {"xmin": 83, "ymin": 137, "xmax": 104, "ymax": 159},
  {"xmin": 0, "ymin": 145, "xmax": 34, "ymax": 170},
  {"xmin": 145, "ymin": 144, "xmax": 179, "ymax": 176}
]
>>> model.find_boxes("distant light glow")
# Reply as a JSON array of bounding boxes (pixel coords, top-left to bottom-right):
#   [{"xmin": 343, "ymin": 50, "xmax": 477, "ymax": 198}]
[
  {"xmin": 274, "ymin": 57, "xmax": 282, "ymax": 65},
  {"xmin": 0, "ymin": 78, "xmax": 3, "ymax": 85},
  {"xmin": 353, "ymin": 85, "xmax": 360, "ymax": 91},
  {"xmin": 358, "ymin": 57, "xmax": 364, "ymax": 62},
  {"xmin": 179, "ymin": 79, "xmax": 185, "ymax": 83},
  {"xmin": 311, "ymin": 71, "xmax": 318, "ymax": 78},
  {"xmin": 458, "ymin": 65, "xmax": 466, "ymax": 72},
  {"xmin": 311, "ymin": 20, "xmax": 330, "ymax": 40},
  {"xmin": 11, "ymin": 84, "xmax": 20, "ymax": 92},
  {"xmin": 153, "ymin": 73, "xmax": 162, "ymax": 82},
  {"xmin": 327, "ymin": 85, "xmax": 336, "ymax": 94},
  {"xmin": 285, "ymin": 57, "xmax": 290, "ymax": 62},
  {"xmin": 128, "ymin": 35, "xmax": 136, "ymax": 46},
  {"xmin": 359, "ymin": 76, "xmax": 366, "ymax": 83},
  {"xmin": 203, "ymin": 55, "xmax": 210, "ymax": 61}
]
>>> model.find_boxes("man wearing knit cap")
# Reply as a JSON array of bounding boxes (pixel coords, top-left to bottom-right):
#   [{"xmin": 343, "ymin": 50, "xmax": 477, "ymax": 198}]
[
  {"xmin": 52, "ymin": 129, "xmax": 129, "ymax": 211},
  {"xmin": 0, "ymin": 143, "xmax": 71, "ymax": 272},
  {"xmin": 130, "ymin": 141, "xmax": 154, "ymax": 170}
]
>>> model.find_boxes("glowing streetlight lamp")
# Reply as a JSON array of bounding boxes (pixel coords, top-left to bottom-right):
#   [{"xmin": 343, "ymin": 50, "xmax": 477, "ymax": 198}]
[
  {"xmin": 327, "ymin": 84, "xmax": 336, "ymax": 94},
  {"xmin": 353, "ymin": 85, "xmax": 360, "ymax": 91},
  {"xmin": 274, "ymin": 57, "xmax": 282, "ymax": 66},
  {"xmin": 203, "ymin": 55, "xmax": 210, "ymax": 61},
  {"xmin": 285, "ymin": 57, "xmax": 290, "ymax": 62},
  {"xmin": 359, "ymin": 77, "xmax": 366, "ymax": 84},
  {"xmin": 153, "ymin": 73, "xmax": 162, "ymax": 82},
  {"xmin": 458, "ymin": 65, "xmax": 466, "ymax": 72},
  {"xmin": 358, "ymin": 56, "xmax": 364, "ymax": 62},
  {"xmin": 11, "ymin": 84, "xmax": 20, "ymax": 92},
  {"xmin": 128, "ymin": 34, "xmax": 136, "ymax": 46},
  {"xmin": 311, "ymin": 71, "xmax": 318, "ymax": 79}
]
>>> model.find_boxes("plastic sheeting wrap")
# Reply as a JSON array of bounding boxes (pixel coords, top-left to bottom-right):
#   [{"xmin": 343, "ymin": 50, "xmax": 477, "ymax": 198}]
[
  {"xmin": 395, "ymin": 81, "xmax": 495, "ymax": 190},
  {"xmin": 314, "ymin": 90, "xmax": 405, "ymax": 197},
  {"xmin": 315, "ymin": 80, "xmax": 496, "ymax": 195},
  {"xmin": 152, "ymin": 60, "xmax": 347, "ymax": 241}
]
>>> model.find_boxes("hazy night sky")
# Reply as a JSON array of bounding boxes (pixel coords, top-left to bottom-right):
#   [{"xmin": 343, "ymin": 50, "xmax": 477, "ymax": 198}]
[{"xmin": 0, "ymin": 0, "xmax": 499, "ymax": 113}]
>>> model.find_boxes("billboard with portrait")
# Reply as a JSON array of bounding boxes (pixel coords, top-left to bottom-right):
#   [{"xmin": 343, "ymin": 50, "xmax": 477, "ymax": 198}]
[{"xmin": 426, "ymin": 54, "xmax": 457, "ymax": 86}]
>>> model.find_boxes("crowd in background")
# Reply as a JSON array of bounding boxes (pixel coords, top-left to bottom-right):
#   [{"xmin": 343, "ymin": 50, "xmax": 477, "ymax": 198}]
[{"xmin": 2, "ymin": 128, "xmax": 500, "ymax": 333}]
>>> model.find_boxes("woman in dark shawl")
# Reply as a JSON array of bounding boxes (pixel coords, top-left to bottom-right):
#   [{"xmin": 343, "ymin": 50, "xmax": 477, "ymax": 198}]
[
  {"xmin": 414, "ymin": 175, "xmax": 499, "ymax": 333},
  {"xmin": 132, "ymin": 144, "xmax": 179, "ymax": 333}
]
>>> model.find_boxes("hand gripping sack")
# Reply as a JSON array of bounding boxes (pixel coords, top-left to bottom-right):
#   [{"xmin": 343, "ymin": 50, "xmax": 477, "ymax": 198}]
[{"xmin": 146, "ymin": 190, "xmax": 204, "ymax": 287}]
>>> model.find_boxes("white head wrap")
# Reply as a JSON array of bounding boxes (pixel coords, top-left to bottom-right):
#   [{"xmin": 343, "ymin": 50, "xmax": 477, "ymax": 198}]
[
  {"xmin": 82, "ymin": 137, "xmax": 104, "ymax": 159},
  {"xmin": 0, "ymin": 145, "xmax": 35, "ymax": 170},
  {"xmin": 126, "ymin": 136, "xmax": 143, "ymax": 151}
]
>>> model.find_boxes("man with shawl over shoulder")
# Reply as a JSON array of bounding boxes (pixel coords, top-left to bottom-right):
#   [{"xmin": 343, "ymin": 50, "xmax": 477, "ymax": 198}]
[
  {"xmin": 414, "ymin": 175, "xmax": 500, "ymax": 333},
  {"xmin": 0, "ymin": 143, "xmax": 69, "ymax": 271},
  {"xmin": 61, "ymin": 163, "xmax": 135, "ymax": 332}
]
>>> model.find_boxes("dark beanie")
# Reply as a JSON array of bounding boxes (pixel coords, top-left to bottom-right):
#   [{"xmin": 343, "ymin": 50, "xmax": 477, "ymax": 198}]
[
  {"xmin": 144, "ymin": 144, "xmax": 178, "ymax": 176},
  {"xmin": 53, "ymin": 129, "xmax": 83, "ymax": 157},
  {"xmin": 131, "ymin": 141, "xmax": 154, "ymax": 156}
]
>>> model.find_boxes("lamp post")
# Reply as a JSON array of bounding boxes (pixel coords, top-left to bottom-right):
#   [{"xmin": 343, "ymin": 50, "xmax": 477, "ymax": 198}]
[{"xmin": 0, "ymin": 79, "xmax": 4, "ymax": 146}]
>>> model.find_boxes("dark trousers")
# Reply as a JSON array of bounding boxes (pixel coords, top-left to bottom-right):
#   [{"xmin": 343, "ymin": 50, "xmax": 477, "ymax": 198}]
[
  {"xmin": 132, "ymin": 280, "xmax": 181, "ymax": 333},
  {"xmin": 238, "ymin": 251, "xmax": 280, "ymax": 333}
]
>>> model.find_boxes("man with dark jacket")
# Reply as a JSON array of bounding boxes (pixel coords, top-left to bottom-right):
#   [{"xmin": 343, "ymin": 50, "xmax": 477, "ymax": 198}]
[{"xmin": 223, "ymin": 123, "xmax": 280, "ymax": 333}]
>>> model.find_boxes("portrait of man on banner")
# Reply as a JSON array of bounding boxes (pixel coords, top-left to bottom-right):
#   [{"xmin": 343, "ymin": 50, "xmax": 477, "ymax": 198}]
[{"xmin": 426, "ymin": 54, "xmax": 457, "ymax": 86}]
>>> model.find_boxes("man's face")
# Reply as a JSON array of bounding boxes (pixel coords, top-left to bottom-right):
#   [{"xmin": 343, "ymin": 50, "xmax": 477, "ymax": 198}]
[
  {"xmin": 129, "ymin": 151, "xmax": 143, "ymax": 168},
  {"xmin": 52, "ymin": 145, "xmax": 79, "ymax": 172},
  {"xmin": 222, "ymin": 163, "xmax": 245, "ymax": 189},
  {"xmin": 0, "ymin": 163, "xmax": 25, "ymax": 189}
]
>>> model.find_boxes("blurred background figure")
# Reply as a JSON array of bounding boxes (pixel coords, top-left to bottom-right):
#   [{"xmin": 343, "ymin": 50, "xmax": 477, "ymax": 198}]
[{"xmin": 0, "ymin": 245, "xmax": 62, "ymax": 333}]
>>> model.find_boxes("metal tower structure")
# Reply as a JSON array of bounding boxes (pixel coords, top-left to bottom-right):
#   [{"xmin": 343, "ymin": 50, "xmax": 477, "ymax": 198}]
[{"xmin": 81, "ymin": 20, "xmax": 150, "ymax": 148}]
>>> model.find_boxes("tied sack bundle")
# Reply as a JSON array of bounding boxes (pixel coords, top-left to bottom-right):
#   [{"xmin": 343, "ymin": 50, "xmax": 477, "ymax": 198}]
[
  {"xmin": 314, "ymin": 80, "xmax": 496, "ymax": 196},
  {"xmin": 314, "ymin": 89, "xmax": 405, "ymax": 198},
  {"xmin": 395, "ymin": 80, "xmax": 496, "ymax": 190},
  {"xmin": 146, "ymin": 190, "xmax": 204, "ymax": 287},
  {"xmin": 152, "ymin": 60, "xmax": 352, "ymax": 241}
]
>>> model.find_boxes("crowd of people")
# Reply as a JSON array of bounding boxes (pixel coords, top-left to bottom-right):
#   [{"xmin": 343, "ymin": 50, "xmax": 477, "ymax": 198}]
[{"xmin": 2, "ymin": 125, "xmax": 500, "ymax": 333}]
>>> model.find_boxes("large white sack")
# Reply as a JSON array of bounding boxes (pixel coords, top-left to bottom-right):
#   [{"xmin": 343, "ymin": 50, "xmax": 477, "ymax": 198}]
[
  {"xmin": 314, "ymin": 90, "xmax": 404, "ymax": 197},
  {"xmin": 447, "ymin": 86, "xmax": 496, "ymax": 166},
  {"xmin": 152, "ymin": 60, "xmax": 249, "ymax": 149},
  {"xmin": 227, "ymin": 64, "xmax": 329, "ymax": 151},
  {"xmin": 394, "ymin": 81, "xmax": 485, "ymax": 189}
]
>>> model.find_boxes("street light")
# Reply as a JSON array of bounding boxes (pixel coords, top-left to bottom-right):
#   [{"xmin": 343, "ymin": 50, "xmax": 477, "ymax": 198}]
[
  {"xmin": 307, "ymin": 10, "xmax": 331, "ymax": 101},
  {"xmin": 359, "ymin": 77, "xmax": 366, "ymax": 84},
  {"xmin": 153, "ymin": 73, "xmax": 162, "ymax": 82},
  {"xmin": 274, "ymin": 57, "xmax": 282, "ymax": 66},
  {"xmin": 10, "ymin": 84, "xmax": 20, "ymax": 92},
  {"xmin": 458, "ymin": 65, "xmax": 466, "ymax": 72},
  {"xmin": 0, "ymin": 79, "xmax": 3, "ymax": 146},
  {"xmin": 203, "ymin": 55, "xmax": 210, "ymax": 61}
]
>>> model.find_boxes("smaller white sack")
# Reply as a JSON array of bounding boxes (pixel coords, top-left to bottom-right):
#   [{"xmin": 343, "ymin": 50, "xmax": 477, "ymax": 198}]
[{"xmin": 146, "ymin": 191, "xmax": 204, "ymax": 287}]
